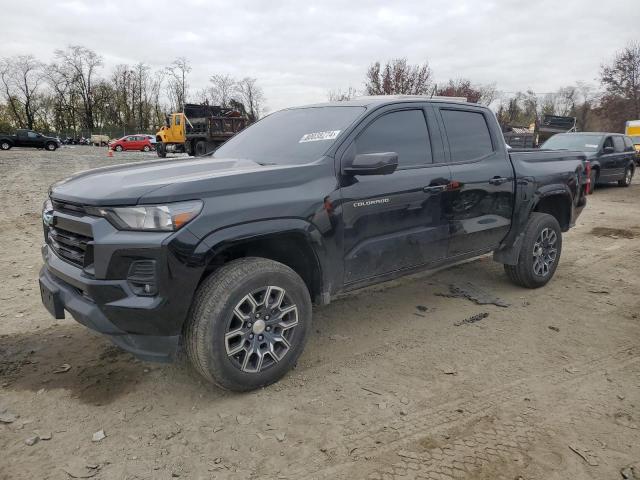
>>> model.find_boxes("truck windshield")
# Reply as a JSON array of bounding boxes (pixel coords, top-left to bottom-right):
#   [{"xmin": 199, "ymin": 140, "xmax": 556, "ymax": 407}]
[
  {"xmin": 630, "ymin": 136, "xmax": 640, "ymax": 144},
  {"xmin": 213, "ymin": 106, "xmax": 365, "ymax": 164},
  {"xmin": 541, "ymin": 134, "xmax": 603, "ymax": 151}
]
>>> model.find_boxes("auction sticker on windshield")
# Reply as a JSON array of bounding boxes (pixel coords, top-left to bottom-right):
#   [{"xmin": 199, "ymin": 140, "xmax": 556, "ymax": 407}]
[
  {"xmin": 585, "ymin": 144, "xmax": 599, "ymax": 148},
  {"xmin": 299, "ymin": 130, "xmax": 341, "ymax": 143}
]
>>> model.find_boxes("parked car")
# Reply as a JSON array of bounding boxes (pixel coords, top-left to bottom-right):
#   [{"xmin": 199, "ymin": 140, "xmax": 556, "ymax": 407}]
[
  {"xmin": 109, "ymin": 135, "xmax": 154, "ymax": 152},
  {"xmin": 541, "ymin": 132, "xmax": 636, "ymax": 190},
  {"xmin": 39, "ymin": 97, "xmax": 590, "ymax": 391},
  {"xmin": 0, "ymin": 129, "xmax": 61, "ymax": 151},
  {"xmin": 91, "ymin": 134, "xmax": 110, "ymax": 147}
]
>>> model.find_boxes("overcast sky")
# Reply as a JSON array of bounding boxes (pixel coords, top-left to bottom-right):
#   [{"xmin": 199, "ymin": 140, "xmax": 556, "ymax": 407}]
[{"xmin": 1, "ymin": 0, "xmax": 637, "ymax": 111}]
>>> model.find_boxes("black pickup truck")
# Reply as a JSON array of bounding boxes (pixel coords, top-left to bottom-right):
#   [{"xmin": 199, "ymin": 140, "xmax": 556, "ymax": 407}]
[
  {"xmin": 0, "ymin": 129, "xmax": 61, "ymax": 151},
  {"xmin": 39, "ymin": 97, "xmax": 589, "ymax": 391}
]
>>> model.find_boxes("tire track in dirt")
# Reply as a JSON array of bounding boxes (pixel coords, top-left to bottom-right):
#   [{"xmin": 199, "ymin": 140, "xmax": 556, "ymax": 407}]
[{"xmin": 283, "ymin": 344, "xmax": 638, "ymax": 479}]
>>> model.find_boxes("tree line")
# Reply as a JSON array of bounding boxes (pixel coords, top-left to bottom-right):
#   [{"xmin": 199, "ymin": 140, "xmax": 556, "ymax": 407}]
[
  {"xmin": 329, "ymin": 41, "xmax": 640, "ymax": 133},
  {"xmin": 0, "ymin": 46, "xmax": 265, "ymax": 137}
]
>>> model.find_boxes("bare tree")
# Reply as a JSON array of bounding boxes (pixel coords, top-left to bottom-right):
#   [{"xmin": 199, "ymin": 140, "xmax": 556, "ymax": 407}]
[
  {"xmin": 54, "ymin": 45, "xmax": 103, "ymax": 130},
  {"xmin": 165, "ymin": 57, "xmax": 191, "ymax": 111},
  {"xmin": 365, "ymin": 58, "xmax": 432, "ymax": 95},
  {"xmin": 600, "ymin": 41, "xmax": 640, "ymax": 128},
  {"xmin": 236, "ymin": 77, "xmax": 264, "ymax": 120},
  {"xmin": 327, "ymin": 86, "xmax": 359, "ymax": 102},
  {"xmin": 208, "ymin": 74, "xmax": 237, "ymax": 108},
  {"xmin": 0, "ymin": 55, "xmax": 45, "ymax": 129}
]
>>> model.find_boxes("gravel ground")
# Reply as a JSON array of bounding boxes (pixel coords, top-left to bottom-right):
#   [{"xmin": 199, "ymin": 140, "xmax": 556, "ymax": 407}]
[{"xmin": 0, "ymin": 146, "xmax": 639, "ymax": 480}]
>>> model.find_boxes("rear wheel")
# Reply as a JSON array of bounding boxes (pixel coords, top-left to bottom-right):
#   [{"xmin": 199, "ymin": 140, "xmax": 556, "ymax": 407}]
[
  {"xmin": 618, "ymin": 165, "xmax": 634, "ymax": 187},
  {"xmin": 195, "ymin": 140, "xmax": 207, "ymax": 156},
  {"xmin": 185, "ymin": 258, "xmax": 312, "ymax": 391},
  {"xmin": 504, "ymin": 213, "xmax": 562, "ymax": 288},
  {"xmin": 0, "ymin": 141, "xmax": 11, "ymax": 150},
  {"xmin": 114, "ymin": 145, "xmax": 123, "ymax": 152},
  {"xmin": 143, "ymin": 145, "xmax": 150, "ymax": 152}
]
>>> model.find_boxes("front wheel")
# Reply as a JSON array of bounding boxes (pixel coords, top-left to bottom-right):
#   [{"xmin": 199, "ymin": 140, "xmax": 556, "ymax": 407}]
[
  {"xmin": 45, "ymin": 142, "xmax": 57, "ymax": 151},
  {"xmin": 114, "ymin": 145, "xmax": 123, "ymax": 152},
  {"xmin": 142, "ymin": 145, "xmax": 150, "ymax": 152},
  {"xmin": 504, "ymin": 213, "xmax": 562, "ymax": 288},
  {"xmin": 618, "ymin": 166, "xmax": 634, "ymax": 187},
  {"xmin": 185, "ymin": 258, "xmax": 312, "ymax": 391},
  {"xmin": 156, "ymin": 143, "xmax": 167, "ymax": 158}
]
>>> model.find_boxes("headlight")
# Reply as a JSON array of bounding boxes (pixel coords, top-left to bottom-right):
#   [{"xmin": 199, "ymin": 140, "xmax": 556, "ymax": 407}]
[
  {"xmin": 42, "ymin": 198, "xmax": 53, "ymax": 225},
  {"xmin": 92, "ymin": 200, "xmax": 203, "ymax": 231}
]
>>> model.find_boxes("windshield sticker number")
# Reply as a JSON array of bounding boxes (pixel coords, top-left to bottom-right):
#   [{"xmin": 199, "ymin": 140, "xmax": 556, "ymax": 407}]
[
  {"xmin": 299, "ymin": 130, "xmax": 341, "ymax": 143},
  {"xmin": 585, "ymin": 144, "xmax": 598, "ymax": 148}
]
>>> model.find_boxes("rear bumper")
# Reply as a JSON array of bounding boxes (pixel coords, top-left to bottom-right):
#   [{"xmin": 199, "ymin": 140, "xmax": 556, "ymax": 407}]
[{"xmin": 39, "ymin": 256, "xmax": 180, "ymax": 362}]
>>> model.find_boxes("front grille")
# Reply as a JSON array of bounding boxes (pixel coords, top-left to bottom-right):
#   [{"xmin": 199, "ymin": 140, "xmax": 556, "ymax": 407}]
[
  {"xmin": 47, "ymin": 225, "xmax": 92, "ymax": 267},
  {"xmin": 51, "ymin": 200, "xmax": 86, "ymax": 216}
]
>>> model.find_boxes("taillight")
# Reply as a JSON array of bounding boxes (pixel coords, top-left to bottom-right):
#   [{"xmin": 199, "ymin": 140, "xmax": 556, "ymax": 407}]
[{"xmin": 584, "ymin": 160, "xmax": 592, "ymax": 194}]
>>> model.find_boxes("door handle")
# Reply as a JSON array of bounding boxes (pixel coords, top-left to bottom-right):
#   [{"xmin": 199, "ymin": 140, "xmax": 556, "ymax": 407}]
[
  {"xmin": 423, "ymin": 185, "xmax": 447, "ymax": 193},
  {"xmin": 489, "ymin": 176, "xmax": 509, "ymax": 185}
]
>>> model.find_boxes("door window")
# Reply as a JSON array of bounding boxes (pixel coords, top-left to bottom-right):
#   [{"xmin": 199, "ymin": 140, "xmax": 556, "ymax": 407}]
[
  {"xmin": 175, "ymin": 116, "xmax": 181, "ymax": 126},
  {"xmin": 27, "ymin": 131, "xmax": 38, "ymax": 139},
  {"xmin": 441, "ymin": 109, "xmax": 493, "ymax": 162},
  {"xmin": 613, "ymin": 136, "xmax": 625, "ymax": 153},
  {"xmin": 354, "ymin": 109, "xmax": 432, "ymax": 167},
  {"xmin": 603, "ymin": 137, "xmax": 614, "ymax": 150}
]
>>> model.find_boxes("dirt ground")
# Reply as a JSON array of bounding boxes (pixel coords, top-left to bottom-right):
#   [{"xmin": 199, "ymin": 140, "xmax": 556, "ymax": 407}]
[{"xmin": 1, "ymin": 146, "xmax": 639, "ymax": 480}]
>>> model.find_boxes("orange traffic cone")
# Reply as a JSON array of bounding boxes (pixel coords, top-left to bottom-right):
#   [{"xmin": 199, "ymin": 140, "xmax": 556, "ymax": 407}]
[{"xmin": 107, "ymin": 147, "xmax": 113, "ymax": 158}]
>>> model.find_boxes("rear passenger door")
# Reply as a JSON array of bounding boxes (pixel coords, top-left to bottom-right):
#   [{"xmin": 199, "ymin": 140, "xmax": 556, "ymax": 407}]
[
  {"xmin": 339, "ymin": 106, "xmax": 451, "ymax": 284},
  {"xmin": 434, "ymin": 105, "xmax": 515, "ymax": 257}
]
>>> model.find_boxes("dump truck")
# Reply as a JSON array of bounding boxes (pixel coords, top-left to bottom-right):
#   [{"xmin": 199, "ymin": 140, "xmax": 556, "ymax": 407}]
[{"xmin": 155, "ymin": 103, "xmax": 250, "ymax": 158}]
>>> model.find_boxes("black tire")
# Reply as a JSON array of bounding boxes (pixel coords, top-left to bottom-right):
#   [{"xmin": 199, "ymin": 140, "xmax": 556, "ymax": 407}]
[
  {"xmin": 156, "ymin": 143, "xmax": 167, "ymax": 158},
  {"xmin": 589, "ymin": 169, "xmax": 597, "ymax": 193},
  {"xmin": 504, "ymin": 213, "xmax": 562, "ymax": 289},
  {"xmin": 185, "ymin": 257, "xmax": 312, "ymax": 391},
  {"xmin": 114, "ymin": 145, "xmax": 123, "ymax": 152},
  {"xmin": 142, "ymin": 145, "xmax": 150, "ymax": 152},
  {"xmin": 618, "ymin": 165, "xmax": 634, "ymax": 187},
  {"xmin": 1, "ymin": 141, "xmax": 12, "ymax": 150},
  {"xmin": 194, "ymin": 140, "xmax": 206, "ymax": 156},
  {"xmin": 45, "ymin": 142, "xmax": 57, "ymax": 151}
]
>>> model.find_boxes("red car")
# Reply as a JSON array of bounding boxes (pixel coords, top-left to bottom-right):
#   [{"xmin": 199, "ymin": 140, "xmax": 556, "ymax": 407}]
[{"xmin": 109, "ymin": 135, "xmax": 154, "ymax": 152}]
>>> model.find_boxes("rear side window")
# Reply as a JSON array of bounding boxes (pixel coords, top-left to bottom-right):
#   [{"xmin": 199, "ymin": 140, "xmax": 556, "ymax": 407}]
[
  {"xmin": 613, "ymin": 136, "xmax": 625, "ymax": 152},
  {"xmin": 441, "ymin": 109, "xmax": 493, "ymax": 162},
  {"xmin": 355, "ymin": 110, "xmax": 432, "ymax": 167}
]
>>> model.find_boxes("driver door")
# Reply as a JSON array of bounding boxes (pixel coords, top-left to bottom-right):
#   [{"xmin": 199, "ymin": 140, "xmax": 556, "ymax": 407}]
[{"xmin": 339, "ymin": 107, "xmax": 451, "ymax": 284}]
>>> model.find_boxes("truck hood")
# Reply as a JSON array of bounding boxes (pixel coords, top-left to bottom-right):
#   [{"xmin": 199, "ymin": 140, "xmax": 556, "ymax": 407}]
[{"xmin": 49, "ymin": 157, "xmax": 298, "ymax": 205}]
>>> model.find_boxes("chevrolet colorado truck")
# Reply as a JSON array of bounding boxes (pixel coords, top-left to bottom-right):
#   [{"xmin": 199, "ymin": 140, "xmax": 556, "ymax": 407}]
[
  {"xmin": 0, "ymin": 129, "xmax": 61, "ymax": 151},
  {"xmin": 39, "ymin": 97, "xmax": 590, "ymax": 391}
]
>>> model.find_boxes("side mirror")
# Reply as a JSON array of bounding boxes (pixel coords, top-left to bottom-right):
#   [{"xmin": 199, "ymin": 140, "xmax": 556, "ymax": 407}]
[
  {"xmin": 603, "ymin": 146, "xmax": 615, "ymax": 154},
  {"xmin": 343, "ymin": 152, "xmax": 398, "ymax": 176}
]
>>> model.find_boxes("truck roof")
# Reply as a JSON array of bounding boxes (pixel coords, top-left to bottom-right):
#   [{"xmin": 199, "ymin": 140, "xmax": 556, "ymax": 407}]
[{"xmin": 291, "ymin": 95, "xmax": 474, "ymax": 109}]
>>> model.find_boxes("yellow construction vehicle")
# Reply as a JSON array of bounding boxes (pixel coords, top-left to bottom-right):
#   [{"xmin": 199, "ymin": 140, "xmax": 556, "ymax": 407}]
[
  {"xmin": 155, "ymin": 104, "xmax": 250, "ymax": 158},
  {"xmin": 625, "ymin": 120, "xmax": 640, "ymax": 162}
]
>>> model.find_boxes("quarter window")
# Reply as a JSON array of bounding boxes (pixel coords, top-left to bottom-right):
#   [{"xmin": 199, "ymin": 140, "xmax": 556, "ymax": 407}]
[
  {"xmin": 613, "ymin": 136, "xmax": 625, "ymax": 153},
  {"xmin": 354, "ymin": 110, "xmax": 432, "ymax": 167},
  {"xmin": 441, "ymin": 109, "xmax": 493, "ymax": 162}
]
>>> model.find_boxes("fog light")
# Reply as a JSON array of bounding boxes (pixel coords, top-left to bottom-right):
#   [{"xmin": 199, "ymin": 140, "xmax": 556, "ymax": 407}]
[{"xmin": 127, "ymin": 260, "xmax": 157, "ymax": 296}]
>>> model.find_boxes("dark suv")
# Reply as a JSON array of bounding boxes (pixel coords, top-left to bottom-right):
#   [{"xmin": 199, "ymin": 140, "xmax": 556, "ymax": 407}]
[
  {"xmin": 541, "ymin": 132, "xmax": 636, "ymax": 190},
  {"xmin": 39, "ymin": 97, "xmax": 589, "ymax": 391}
]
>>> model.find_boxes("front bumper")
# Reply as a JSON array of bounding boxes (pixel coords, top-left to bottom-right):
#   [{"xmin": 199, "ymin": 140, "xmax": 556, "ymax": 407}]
[
  {"xmin": 39, "ymin": 247, "xmax": 180, "ymax": 362},
  {"xmin": 38, "ymin": 208, "xmax": 206, "ymax": 362}
]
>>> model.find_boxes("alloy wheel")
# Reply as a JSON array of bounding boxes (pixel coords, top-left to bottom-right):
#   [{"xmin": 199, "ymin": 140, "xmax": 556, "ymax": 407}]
[
  {"xmin": 225, "ymin": 286, "xmax": 299, "ymax": 373},
  {"xmin": 532, "ymin": 227, "xmax": 558, "ymax": 277}
]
